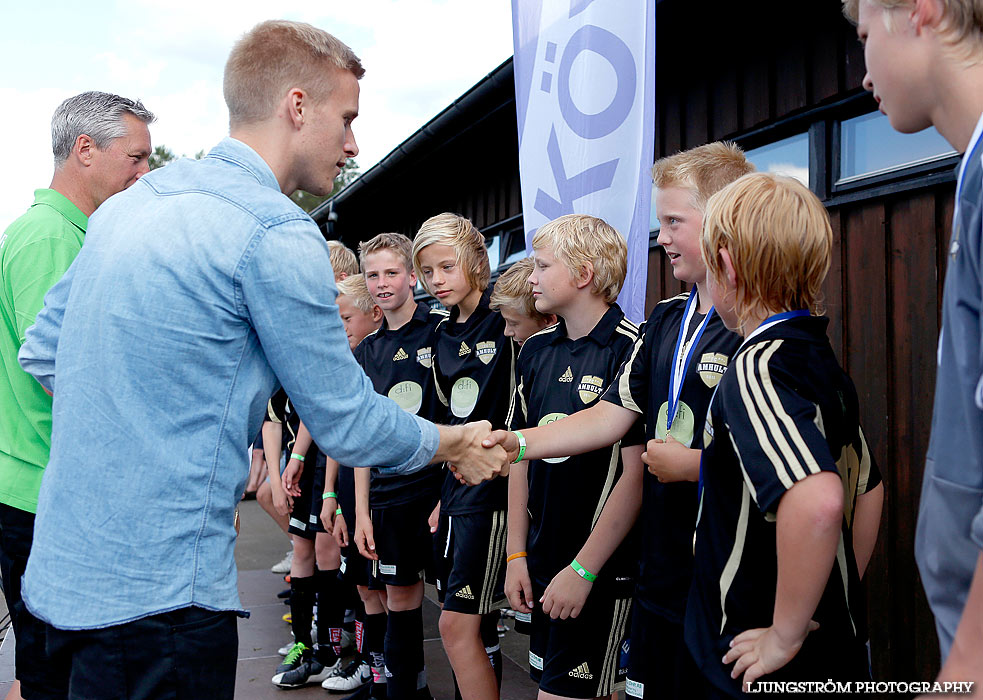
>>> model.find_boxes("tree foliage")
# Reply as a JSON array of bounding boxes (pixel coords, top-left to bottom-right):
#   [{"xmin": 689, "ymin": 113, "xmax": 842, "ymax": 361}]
[
  {"xmin": 148, "ymin": 145, "xmax": 205, "ymax": 170},
  {"xmin": 290, "ymin": 160, "xmax": 361, "ymax": 212}
]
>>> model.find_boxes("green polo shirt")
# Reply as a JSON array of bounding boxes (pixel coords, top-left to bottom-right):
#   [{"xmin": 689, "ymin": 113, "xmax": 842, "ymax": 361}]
[{"xmin": 0, "ymin": 189, "xmax": 86, "ymax": 513}]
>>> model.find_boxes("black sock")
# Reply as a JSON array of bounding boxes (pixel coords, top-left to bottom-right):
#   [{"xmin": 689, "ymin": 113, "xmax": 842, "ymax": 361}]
[
  {"xmin": 289, "ymin": 575, "xmax": 316, "ymax": 650},
  {"xmin": 452, "ymin": 674, "xmax": 462, "ymax": 700},
  {"xmin": 480, "ymin": 611, "xmax": 502, "ymax": 691},
  {"xmin": 315, "ymin": 568, "xmax": 345, "ymax": 663},
  {"xmin": 365, "ymin": 611, "xmax": 388, "ymax": 700},
  {"xmin": 385, "ymin": 607, "xmax": 427, "ymax": 700}
]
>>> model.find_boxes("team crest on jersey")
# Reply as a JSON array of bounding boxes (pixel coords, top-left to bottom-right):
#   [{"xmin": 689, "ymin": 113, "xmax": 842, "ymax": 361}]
[
  {"xmin": 558, "ymin": 366, "xmax": 574, "ymax": 383},
  {"xmin": 393, "ymin": 347, "xmax": 409, "ymax": 362},
  {"xmin": 458, "ymin": 342, "xmax": 472, "ymax": 357},
  {"xmin": 416, "ymin": 347, "xmax": 433, "ymax": 368},
  {"xmin": 697, "ymin": 353, "xmax": 728, "ymax": 388},
  {"xmin": 475, "ymin": 341, "xmax": 497, "ymax": 365},
  {"xmin": 577, "ymin": 375, "xmax": 604, "ymax": 404}
]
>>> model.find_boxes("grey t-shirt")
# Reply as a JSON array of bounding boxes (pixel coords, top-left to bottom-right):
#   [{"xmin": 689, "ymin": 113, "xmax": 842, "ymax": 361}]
[{"xmin": 916, "ymin": 113, "xmax": 983, "ymax": 659}]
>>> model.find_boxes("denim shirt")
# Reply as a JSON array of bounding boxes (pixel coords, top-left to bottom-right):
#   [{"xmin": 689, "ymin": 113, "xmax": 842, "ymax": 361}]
[{"xmin": 17, "ymin": 137, "xmax": 439, "ymax": 629}]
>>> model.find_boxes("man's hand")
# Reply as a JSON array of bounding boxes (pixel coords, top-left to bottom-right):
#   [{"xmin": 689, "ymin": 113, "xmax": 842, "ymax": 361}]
[
  {"xmin": 722, "ymin": 621, "xmax": 818, "ymax": 689},
  {"xmin": 505, "ymin": 556, "xmax": 535, "ymax": 614},
  {"xmin": 282, "ymin": 458, "xmax": 304, "ymax": 497},
  {"xmin": 540, "ymin": 566, "xmax": 592, "ymax": 620},
  {"xmin": 438, "ymin": 421, "xmax": 510, "ymax": 485},
  {"xmin": 482, "ymin": 429, "xmax": 520, "ymax": 464},
  {"xmin": 320, "ymin": 495, "xmax": 337, "ymax": 534},
  {"xmin": 354, "ymin": 514, "xmax": 378, "ymax": 560},
  {"xmin": 641, "ymin": 434, "xmax": 699, "ymax": 483},
  {"xmin": 333, "ymin": 513, "xmax": 349, "ymax": 547}
]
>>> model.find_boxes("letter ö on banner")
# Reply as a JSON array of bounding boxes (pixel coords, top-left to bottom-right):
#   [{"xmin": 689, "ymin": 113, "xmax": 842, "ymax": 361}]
[{"xmin": 533, "ymin": 126, "xmax": 619, "ymax": 220}]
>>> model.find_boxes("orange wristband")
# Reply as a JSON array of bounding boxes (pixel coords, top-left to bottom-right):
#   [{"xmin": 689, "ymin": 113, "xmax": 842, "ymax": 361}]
[{"xmin": 506, "ymin": 552, "xmax": 528, "ymax": 563}]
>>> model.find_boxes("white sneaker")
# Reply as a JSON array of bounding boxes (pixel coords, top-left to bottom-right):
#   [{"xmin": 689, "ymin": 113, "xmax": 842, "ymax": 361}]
[
  {"xmin": 278, "ymin": 640, "xmax": 295, "ymax": 656},
  {"xmin": 322, "ymin": 660, "xmax": 372, "ymax": 692},
  {"xmin": 271, "ymin": 550, "xmax": 293, "ymax": 574}
]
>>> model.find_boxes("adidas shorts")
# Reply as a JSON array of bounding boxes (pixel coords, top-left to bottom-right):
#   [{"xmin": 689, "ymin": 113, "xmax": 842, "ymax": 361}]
[
  {"xmin": 626, "ymin": 604, "xmax": 702, "ymax": 699},
  {"xmin": 433, "ymin": 510, "xmax": 507, "ymax": 615},
  {"xmin": 340, "ymin": 540, "xmax": 373, "ymax": 588},
  {"xmin": 529, "ymin": 579, "xmax": 632, "ymax": 698},
  {"xmin": 288, "ymin": 452, "xmax": 327, "ymax": 540},
  {"xmin": 370, "ymin": 495, "xmax": 439, "ymax": 587}
]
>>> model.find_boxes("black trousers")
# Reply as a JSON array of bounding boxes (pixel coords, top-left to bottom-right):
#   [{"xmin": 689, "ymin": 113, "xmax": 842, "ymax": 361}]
[
  {"xmin": 0, "ymin": 502, "xmax": 68, "ymax": 700},
  {"xmin": 46, "ymin": 606, "xmax": 238, "ymax": 700}
]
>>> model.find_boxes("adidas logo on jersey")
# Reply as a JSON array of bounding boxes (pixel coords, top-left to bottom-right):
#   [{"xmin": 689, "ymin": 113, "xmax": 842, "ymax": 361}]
[
  {"xmin": 459, "ymin": 342, "xmax": 472, "ymax": 357},
  {"xmin": 454, "ymin": 585, "xmax": 475, "ymax": 600},
  {"xmin": 558, "ymin": 366, "xmax": 574, "ymax": 383},
  {"xmin": 393, "ymin": 347, "xmax": 409, "ymax": 361},
  {"xmin": 568, "ymin": 662, "xmax": 593, "ymax": 679}
]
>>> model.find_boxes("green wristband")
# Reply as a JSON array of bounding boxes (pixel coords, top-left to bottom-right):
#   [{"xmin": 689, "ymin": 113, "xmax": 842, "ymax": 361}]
[
  {"xmin": 290, "ymin": 452, "xmax": 305, "ymax": 462},
  {"xmin": 322, "ymin": 491, "xmax": 337, "ymax": 500},
  {"xmin": 512, "ymin": 431, "xmax": 527, "ymax": 463},
  {"xmin": 335, "ymin": 507, "xmax": 343, "ymax": 515},
  {"xmin": 570, "ymin": 559, "xmax": 597, "ymax": 583}
]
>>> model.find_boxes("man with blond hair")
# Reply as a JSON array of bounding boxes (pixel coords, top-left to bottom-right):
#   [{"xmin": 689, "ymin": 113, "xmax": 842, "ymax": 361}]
[
  {"xmin": 16, "ymin": 20, "xmax": 507, "ymax": 699},
  {"xmin": 844, "ymin": 0, "xmax": 983, "ymax": 689},
  {"xmin": 0, "ymin": 90, "xmax": 153, "ymax": 700}
]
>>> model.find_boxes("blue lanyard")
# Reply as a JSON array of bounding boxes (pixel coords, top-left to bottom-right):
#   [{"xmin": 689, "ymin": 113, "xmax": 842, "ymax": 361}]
[
  {"xmin": 694, "ymin": 309, "xmax": 810, "ymax": 523},
  {"xmin": 667, "ymin": 288, "xmax": 714, "ymax": 434}
]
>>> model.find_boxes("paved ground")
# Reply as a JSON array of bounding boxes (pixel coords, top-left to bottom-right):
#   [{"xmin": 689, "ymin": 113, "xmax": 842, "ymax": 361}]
[{"xmin": 0, "ymin": 498, "xmax": 539, "ymax": 699}]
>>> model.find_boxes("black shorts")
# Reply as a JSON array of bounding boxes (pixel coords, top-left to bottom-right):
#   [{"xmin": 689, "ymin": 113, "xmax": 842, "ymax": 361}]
[
  {"xmin": 288, "ymin": 453, "xmax": 326, "ymax": 539},
  {"xmin": 528, "ymin": 578, "xmax": 632, "ymax": 698},
  {"xmin": 433, "ymin": 510, "xmax": 507, "ymax": 614},
  {"xmin": 627, "ymin": 604, "xmax": 702, "ymax": 699},
  {"xmin": 371, "ymin": 494, "xmax": 439, "ymax": 587},
  {"xmin": 340, "ymin": 540, "xmax": 371, "ymax": 587}
]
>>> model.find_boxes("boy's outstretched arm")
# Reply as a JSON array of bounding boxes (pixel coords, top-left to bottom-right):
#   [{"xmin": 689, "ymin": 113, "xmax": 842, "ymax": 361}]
[
  {"xmin": 852, "ymin": 482, "xmax": 884, "ymax": 578},
  {"xmin": 505, "ymin": 459, "xmax": 534, "ymax": 614},
  {"xmin": 723, "ymin": 470, "xmax": 843, "ymax": 688},
  {"xmin": 540, "ymin": 444, "xmax": 644, "ymax": 620},
  {"xmin": 482, "ymin": 401, "xmax": 638, "ymax": 464}
]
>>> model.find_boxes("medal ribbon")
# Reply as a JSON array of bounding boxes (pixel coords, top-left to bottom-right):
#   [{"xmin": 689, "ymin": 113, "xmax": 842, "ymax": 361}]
[{"xmin": 667, "ymin": 288, "xmax": 714, "ymax": 435}]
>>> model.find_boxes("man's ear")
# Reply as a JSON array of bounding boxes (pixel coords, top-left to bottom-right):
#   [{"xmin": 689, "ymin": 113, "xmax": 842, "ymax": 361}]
[
  {"xmin": 74, "ymin": 134, "xmax": 94, "ymax": 167},
  {"xmin": 284, "ymin": 87, "xmax": 307, "ymax": 129},
  {"xmin": 575, "ymin": 261, "xmax": 595, "ymax": 290}
]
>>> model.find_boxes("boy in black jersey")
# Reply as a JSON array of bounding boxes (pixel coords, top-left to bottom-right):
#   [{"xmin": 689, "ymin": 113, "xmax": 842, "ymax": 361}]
[
  {"xmin": 412, "ymin": 213, "xmax": 512, "ymax": 700},
  {"xmin": 322, "ymin": 273, "xmax": 386, "ymax": 695},
  {"xmin": 350, "ymin": 233, "xmax": 448, "ymax": 700},
  {"xmin": 505, "ymin": 214, "xmax": 643, "ymax": 700},
  {"xmin": 692, "ymin": 172, "xmax": 882, "ymax": 695},
  {"xmin": 488, "ymin": 257, "xmax": 556, "ymax": 349}
]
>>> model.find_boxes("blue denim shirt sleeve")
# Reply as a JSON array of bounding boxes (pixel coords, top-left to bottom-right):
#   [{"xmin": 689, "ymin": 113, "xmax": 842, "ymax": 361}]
[
  {"xmin": 18, "ymin": 256, "xmax": 76, "ymax": 393},
  {"xmin": 239, "ymin": 218, "xmax": 439, "ymax": 473}
]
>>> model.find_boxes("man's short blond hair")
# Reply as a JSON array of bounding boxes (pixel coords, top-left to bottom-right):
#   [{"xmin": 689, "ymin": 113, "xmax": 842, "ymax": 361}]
[
  {"xmin": 412, "ymin": 213, "xmax": 491, "ymax": 294},
  {"xmin": 531, "ymin": 214, "xmax": 627, "ymax": 304},
  {"xmin": 652, "ymin": 142, "xmax": 755, "ymax": 212},
  {"xmin": 328, "ymin": 241, "xmax": 359, "ymax": 279},
  {"xmin": 489, "ymin": 257, "xmax": 552, "ymax": 323},
  {"xmin": 359, "ymin": 232, "xmax": 414, "ymax": 273},
  {"xmin": 336, "ymin": 274, "xmax": 377, "ymax": 314},
  {"xmin": 224, "ymin": 20, "xmax": 365, "ymax": 127},
  {"xmin": 701, "ymin": 173, "xmax": 831, "ymax": 330},
  {"xmin": 842, "ymin": 0, "xmax": 983, "ymax": 63}
]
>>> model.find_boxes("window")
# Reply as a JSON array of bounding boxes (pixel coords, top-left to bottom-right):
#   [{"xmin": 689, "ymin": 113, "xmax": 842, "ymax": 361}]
[
  {"xmin": 485, "ymin": 235, "xmax": 501, "ymax": 269},
  {"xmin": 838, "ymin": 111, "xmax": 956, "ymax": 184},
  {"xmin": 745, "ymin": 133, "xmax": 810, "ymax": 187}
]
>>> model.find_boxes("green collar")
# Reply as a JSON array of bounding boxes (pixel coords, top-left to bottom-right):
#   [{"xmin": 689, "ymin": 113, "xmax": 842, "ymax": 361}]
[{"xmin": 32, "ymin": 189, "xmax": 87, "ymax": 233}]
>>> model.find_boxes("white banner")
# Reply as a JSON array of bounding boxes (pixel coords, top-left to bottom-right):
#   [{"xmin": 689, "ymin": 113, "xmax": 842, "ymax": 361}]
[{"xmin": 511, "ymin": 0, "xmax": 655, "ymax": 323}]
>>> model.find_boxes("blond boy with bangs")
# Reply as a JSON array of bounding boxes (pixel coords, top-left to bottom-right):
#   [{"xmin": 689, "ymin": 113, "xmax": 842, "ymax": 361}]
[
  {"xmin": 489, "ymin": 257, "xmax": 557, "ymax": 346},
  {"xmin": 349, "ymin": 232, "xmax": 448, "ymax": 700},
  {"xmin": 684, "ymin": 173, "xmax": 880, "ymax": 696},
  {"xmin": 844, "ymin": 0, "xmax": 983, "ymax": 685},
  {"xmin": 329, "ymin": 240, "xmax": 360, "ymax": 280},
  {"xmin": 503, "ymin": 214, "xmax": 643, "ymax": 700},
  {"xmin": 413, "ymin": 213, "xmax": 513, "ymax": 700}
]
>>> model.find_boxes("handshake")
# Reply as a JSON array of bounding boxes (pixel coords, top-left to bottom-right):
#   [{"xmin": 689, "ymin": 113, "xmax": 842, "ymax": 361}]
[{"xmin": 436, "ymin": 422, "xmax": 520, "ymax": 486}]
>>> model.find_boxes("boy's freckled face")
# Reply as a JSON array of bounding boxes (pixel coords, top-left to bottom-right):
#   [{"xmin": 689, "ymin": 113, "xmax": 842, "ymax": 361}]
[
  {"xmin": 499, "ymin": 306, "xmax": 549, "ymax": 346},
  {"xmin": 857, "ymin": 0, "xmax": 934, "ymax": 134},
  {"xmin": 417, "ymin": 244, "xmax": 472, "ymax": 309},
  {"xmin": 337, "ymin": 294, "xmax": 378, "ymax": 350},
  {"xmin": 528, "ymin": 245, "xmax": 578, "ymax": 316},
  {"xmin": 655, "ymin": 187, "xmax": 706, "ymax": 285},
  {"xmin": 363, "ymin": 249, "xmax": 415, "ymax": 311}
]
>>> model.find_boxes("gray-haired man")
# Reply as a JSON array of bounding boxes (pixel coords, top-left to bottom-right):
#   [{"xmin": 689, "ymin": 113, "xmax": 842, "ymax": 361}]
[{"xmin": 0, "ymin": 91, "xmax": 153, "ymax": 700}]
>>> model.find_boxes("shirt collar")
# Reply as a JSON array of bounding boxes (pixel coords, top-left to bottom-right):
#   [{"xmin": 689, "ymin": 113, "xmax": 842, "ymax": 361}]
[
  {"xmin": 205, "ymin": 137, "xmax": 282, "ymax": 192},
  {"xmin": 552, "ymin": 304, "xmax": 625, "ymax": 345},
  {"xmin": 380, "ymin": 301, "xmax": 432, "ymax": 335},
  {"xmin": 32, "ymin": 189, "xmax": 87, "ymax": 233},
  {"xmin": 449, "ymin": 288, "xmax": 492, "ymax": 325}
]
